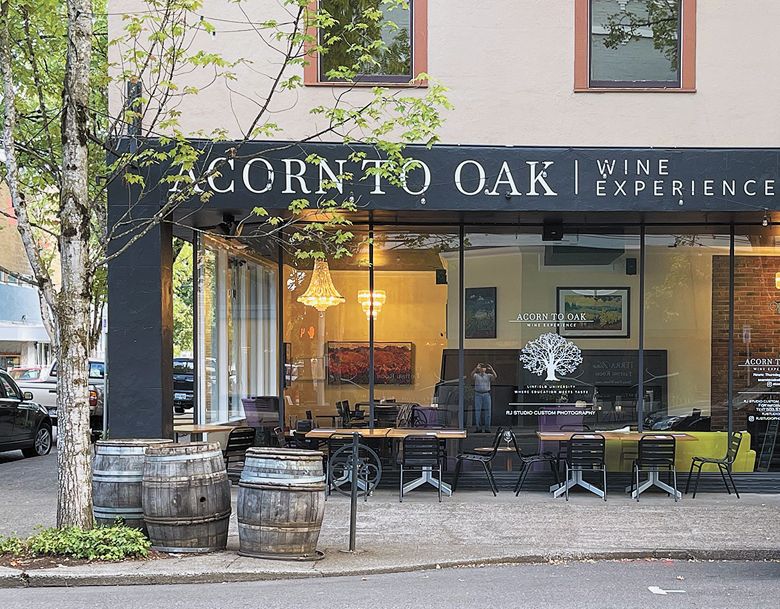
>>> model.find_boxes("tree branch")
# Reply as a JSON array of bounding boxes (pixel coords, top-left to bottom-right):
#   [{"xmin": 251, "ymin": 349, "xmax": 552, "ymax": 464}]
[{"xmin": 0, "ymin": 0, "xmax": 58, "ymax": 344}]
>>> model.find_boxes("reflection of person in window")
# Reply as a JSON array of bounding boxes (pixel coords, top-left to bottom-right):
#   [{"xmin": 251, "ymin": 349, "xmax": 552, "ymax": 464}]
[{"xmin": 472, "ymin": 363, "xmax": 496, "ymax": 433}]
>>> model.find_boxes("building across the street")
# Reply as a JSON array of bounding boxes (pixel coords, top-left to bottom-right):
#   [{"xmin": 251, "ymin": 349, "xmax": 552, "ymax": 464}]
[
  {"xmin": 0, "ymin": 183, "xmax": 51, "ymax": 371},
  {"xmin": 107, "ymin": 1, "xmax": 780, "ymax": 480}
]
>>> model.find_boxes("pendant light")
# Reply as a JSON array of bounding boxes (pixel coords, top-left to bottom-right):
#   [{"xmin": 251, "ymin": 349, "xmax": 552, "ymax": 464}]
[
  {"xmin": 357, "ymin": 290, "xmax": 387, "ymax": 319},
  {"xmin": 297, "ymin": 259, "xmax": 345, "ymax": 312}
]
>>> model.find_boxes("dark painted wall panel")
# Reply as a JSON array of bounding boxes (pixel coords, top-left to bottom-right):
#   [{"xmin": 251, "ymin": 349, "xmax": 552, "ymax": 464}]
[{"xmin": 106, "ymin": 177, "xmax": 173, "ymax": 439}]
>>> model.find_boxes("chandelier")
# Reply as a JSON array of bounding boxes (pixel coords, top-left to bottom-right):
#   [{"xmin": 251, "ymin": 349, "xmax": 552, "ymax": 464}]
[
  {"xmin": 297, "ymin": 260, "xmax": 345, "ymax": 312},
  {"xmin": 357, "ymin": 289, "xmax": 387, "ymax": 319}
]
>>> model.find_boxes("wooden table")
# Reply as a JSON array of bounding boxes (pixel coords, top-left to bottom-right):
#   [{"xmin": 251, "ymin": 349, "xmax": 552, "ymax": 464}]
[
  {"xmin": 386, "ymin": 428, "xmax": 466, "ymax": 440},
  {"xmin": 536, "ymin": 431, "xmax": 697, "ymax": 498},
  {"xmin": 537, "ymin": 431, "xmax": 698, "ymax": 442},
  {"xmin": 173, "ymin": 424, "xmax": 234, "ymax": 443},
  {"xmin": 473, "ymin": 446, "xmax": 517, "ymax": 471},
  {"xmin": 306, "ymin": 428, "xmax": 467, "ymax": 495},
  {"xmin": 304, "ymin": 427, "xmax": 393, "ymax": 439}
]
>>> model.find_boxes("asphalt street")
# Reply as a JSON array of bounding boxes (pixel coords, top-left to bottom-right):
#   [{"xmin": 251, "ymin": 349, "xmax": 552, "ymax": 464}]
[
  {"xmin": 0, "ymin": 449, "xmax": 58, "ymax": 536},
  {"xmin": 1, "ymin": 560, "xmax": 778, "ymax": 609}
]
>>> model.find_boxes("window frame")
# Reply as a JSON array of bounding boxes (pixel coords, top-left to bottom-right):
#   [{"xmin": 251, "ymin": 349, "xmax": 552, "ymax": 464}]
[
  {"xmin": 574, "ymin": 0, "xmax": 696, "ymax": 92},
  {"xmin": 304, "ymin": 0, "xmax": 428, "ymax": 88},
  {"xmin": 0, "ymin": 372, "xmax": 21, "ymax": 400}
]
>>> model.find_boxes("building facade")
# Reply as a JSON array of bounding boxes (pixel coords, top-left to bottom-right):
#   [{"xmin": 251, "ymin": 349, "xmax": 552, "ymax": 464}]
[
  {"xmin": 107, "ymin": 1, "xmax": 780, "ymax": 476},
  {"xmin": 0, "ymin": 184, "xmax": 51, "ymax": 371}
]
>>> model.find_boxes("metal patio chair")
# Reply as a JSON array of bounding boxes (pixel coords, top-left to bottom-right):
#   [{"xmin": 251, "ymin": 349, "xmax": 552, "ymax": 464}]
[
  {"xmin": 399, "ymin": 434, "xmax": 445, "ymax": 502},
  {"xmin": 511, "ymin": 430, "xmax": 561, "ymax": 495},
  {"xmin": 630, "ymin": 434, "xmax": 678, "ymax": 502},
  {"xmin": 563, "ymin": 434, "xmax": 607, "ymax": 501},
  {"xmin": 685, "ymin": 431, "xmax": 742, "ymax": 498},
  {"xmin": 451, "ymin": 427, "xmax": 504, "ymax": 496}
]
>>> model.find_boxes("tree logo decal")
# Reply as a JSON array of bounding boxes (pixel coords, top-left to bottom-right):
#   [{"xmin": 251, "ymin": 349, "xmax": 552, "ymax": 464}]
[{"xmin": 520, "ymin": 332, "xmax": 582, "ymax": 381}]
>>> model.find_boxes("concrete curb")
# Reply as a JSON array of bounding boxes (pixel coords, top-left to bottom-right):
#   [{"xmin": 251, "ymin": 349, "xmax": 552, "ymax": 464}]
[{"xmin": 3, "ymin": 548, "xmax": 780, "ymax": 588}]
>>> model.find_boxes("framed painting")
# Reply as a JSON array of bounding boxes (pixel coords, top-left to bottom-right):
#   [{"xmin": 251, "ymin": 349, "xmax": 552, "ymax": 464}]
[
  {"xmin": 465, "ymin": 287, "xmax": 497, "ymax": 339},
  {"xmin": 327, "ymin": 342, "xmax": 414, "ymax": 385},
  {"xmin": 556, "ymin": 287, "xmax": 630, "ymax": 338}
]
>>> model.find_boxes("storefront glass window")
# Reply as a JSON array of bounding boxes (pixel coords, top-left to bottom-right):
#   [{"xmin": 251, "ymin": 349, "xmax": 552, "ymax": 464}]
[
  {"xmin": 460, "ymin": 228, "xmax": 640, "ymax": 471},
  {"xmin": 372, "ymin": 226, "xmax": 460, "ymax": 429},
  {"xmin": 198, "ymin": 237, "xmax": 278, "ymax": 425},
  {"xmin": 734, "ymin": 227, "xmax": 780, "ymax": 472},
  {"xmin": 283, "ymin": 231, "xmax": 370, "ymax": 427},
  {"xmin": 640, "ymin": 229, "xmax": 742, "ymax": 473},
  {"xmin": 643, "ymin": 230, "xmax": 730, "ymax": 431}
]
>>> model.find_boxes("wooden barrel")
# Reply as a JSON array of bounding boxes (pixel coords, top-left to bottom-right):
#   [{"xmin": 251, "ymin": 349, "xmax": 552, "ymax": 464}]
[
  {"xmin": 142, "ymin": 442, "xmax": 231, "ymax": 553},
  {"xmin": 237, "ymin": 447, "xmax": 326, "ymax": 560},
  {"xmin": 93, "ymin": 439, "xmax": 173, "ymax": 532}
]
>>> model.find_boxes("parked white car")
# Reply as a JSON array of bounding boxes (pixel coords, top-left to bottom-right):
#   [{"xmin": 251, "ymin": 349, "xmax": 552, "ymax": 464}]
[{"xmin": 16, "ymin": 360, "xmax": 105, "ymax": 431}]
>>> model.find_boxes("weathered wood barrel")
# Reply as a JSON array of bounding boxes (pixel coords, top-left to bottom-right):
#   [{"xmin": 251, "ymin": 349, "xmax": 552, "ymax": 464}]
[
  {"xmin": 92, "ymin": 439, "xmax": 173, "ymax": 532},
  {"xmin": 237, "ymin": 447, "xmax": 326, "ymax": 560},
  {"xmin": 142, "ymin": 442, "xmax": 231, "ymax": 553}
]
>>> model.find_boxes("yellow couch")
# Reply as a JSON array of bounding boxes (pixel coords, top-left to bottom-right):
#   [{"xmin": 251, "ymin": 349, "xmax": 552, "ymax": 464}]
[{"xmin": 604, "ymin": 431, "xmax": 756, "ymax": 473}]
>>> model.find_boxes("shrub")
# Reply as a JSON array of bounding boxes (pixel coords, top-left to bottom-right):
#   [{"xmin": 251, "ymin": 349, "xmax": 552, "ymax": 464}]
[{"xmin": 0, "ymin": 524, "xmax": 151, "ymax": 561}]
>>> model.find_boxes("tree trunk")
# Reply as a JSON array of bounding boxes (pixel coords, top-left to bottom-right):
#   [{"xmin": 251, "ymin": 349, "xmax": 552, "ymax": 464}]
[
  {"xmin": 56, "ymin": 0, "xmax": 94, "ymax": 529},
  {"xmin": 545, "ymin": 360, "xmax": 559, "ymax": 382}
]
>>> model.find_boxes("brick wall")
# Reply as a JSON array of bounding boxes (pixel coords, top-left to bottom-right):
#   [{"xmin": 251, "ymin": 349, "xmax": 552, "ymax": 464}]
[{"xmin": 711, "ymin": 255, "xmax": 780, "ymax": 431}]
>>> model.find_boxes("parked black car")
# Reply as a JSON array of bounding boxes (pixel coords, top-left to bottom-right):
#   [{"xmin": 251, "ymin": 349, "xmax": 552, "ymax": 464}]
[
  {"xmin": 0, "ymin": 369, "xmax": 53, "ymax": 457},
  {"xmin": 173, "ymin": 357, "xmax": 194, "ymax": 413}
]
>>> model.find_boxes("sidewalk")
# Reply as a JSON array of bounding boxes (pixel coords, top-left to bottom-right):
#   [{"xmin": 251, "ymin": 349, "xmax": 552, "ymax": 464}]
[{"xmin": 2, "ymin": 485, "xmax": 779, "ymax": 588}]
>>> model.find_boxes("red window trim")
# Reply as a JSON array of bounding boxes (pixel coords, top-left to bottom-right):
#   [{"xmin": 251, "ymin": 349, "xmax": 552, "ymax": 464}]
[
  {"xmin": 574, "ymin": 0, "xmax": 696, "ymax": 92},
  {"xmin": 304, "ymin": 0, "xmax": 428, "ymax": 88}
]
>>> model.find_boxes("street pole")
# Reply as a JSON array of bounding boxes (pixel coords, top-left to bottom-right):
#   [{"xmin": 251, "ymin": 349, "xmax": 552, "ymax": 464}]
[{"xmin": 349, "ymin": 432, "xmax": 359, "ymax": 551}]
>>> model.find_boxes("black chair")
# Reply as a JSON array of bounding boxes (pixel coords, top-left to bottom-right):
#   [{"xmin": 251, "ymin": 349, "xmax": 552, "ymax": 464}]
[
  {"xmin": 295, "ymin": 419, "xmax": 314, "ymax": 433},
  {"xmin": 451, "ymin": 428, "xmax": 504, "ymax": 496},
  {"xmin": 222, "ymin": 426, "xmax": 256, "ymax": 482},
  {"xmin": 557, "ymin": 424, "xmax": 591, "ymax": 467},
  {"xmin": 511, "ymin": 432, "xmax": 560, "ymax": 495},
  {"xmin": 342, "ymin": 400, "xmax": 362, "ymax": 425},
  {"xmin": 399, "ymin": 434, "xmax": 444, "ymax": 502},
  {"xmin": 564, "ymin": 434, "xmax": 607, "ymax": 501},
  {"xmin": 685, "ymin": 431, "xmax": 743, "ymax": 498},
  {"xmin": 631, "ymin": 435, "xmax": 677, "ymax": 502},
  {"xmin": 292, "ymin": 419, "xmax": 318, "ymax": 448},
  {"xmin": 336, "ymin": 400, "xmax": 368, "ymax": 428},
  {"xmin": 335, "ymin": 401, "xmax": 349, "ymax": 427},
  {"xmin": 274, "ymin": 426, "xmax": 291, "ymax": 448}
]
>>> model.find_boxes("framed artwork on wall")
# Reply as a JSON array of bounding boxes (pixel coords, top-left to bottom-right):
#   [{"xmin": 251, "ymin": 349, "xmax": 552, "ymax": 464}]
[
  {"xmin": 557, "ymin": 287, "xmax": 630, "ymax": 338},
  {"xmin": 327, "ymin": 342, "xmax": 414, "ymax": 385},
  {"xmin": 465, "ymin": 287, "xmax": 497, "ymax": 339}
]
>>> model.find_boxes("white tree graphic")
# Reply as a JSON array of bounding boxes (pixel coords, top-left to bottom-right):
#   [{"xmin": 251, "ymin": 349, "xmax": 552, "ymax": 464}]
[{"xmin": 520, "ymin": 333, "xmax": 583, "ymax": 381}]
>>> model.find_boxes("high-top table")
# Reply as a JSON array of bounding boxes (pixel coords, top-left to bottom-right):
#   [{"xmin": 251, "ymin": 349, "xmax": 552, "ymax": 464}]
[
  {"xmin": 536, "ymin": 431, "xmax": 697, "ymax": 498},
  {"xmin": 306, "ymin": 427, "xmax": 467, "ymax": 495},
  {"xmin": 173, "ymin": 424, "xmax": 234, "ymax": 443}
]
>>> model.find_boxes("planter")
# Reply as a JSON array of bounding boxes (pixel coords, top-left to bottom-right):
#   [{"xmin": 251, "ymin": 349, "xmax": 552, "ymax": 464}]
[
  {"xmin": 142, "ymin": 442, "xmax": 231, "ymax": 553},
  {"xmin": 237, "ymin": 447, "xmax": 326, "ymax": 560},
  {"xmin": 92, "ymin": 438, "xmax": 173, "ymax": 532}
]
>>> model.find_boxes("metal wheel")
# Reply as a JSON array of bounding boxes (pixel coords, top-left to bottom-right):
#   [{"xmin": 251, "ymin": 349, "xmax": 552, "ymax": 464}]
[
  {"xmin": 328, "ymin": 443, "xmax": 382, "ymax": 497},
  {"xmin": 23, "ymin": 426, "xmax": 52, "ymax": 458}
]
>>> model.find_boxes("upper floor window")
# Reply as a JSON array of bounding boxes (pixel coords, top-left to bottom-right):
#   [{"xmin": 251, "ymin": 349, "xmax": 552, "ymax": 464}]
[
  {"xmin": 575, "ymin": 0, "xmax": 696, "ymax": 91},
  {"xmin": 305, "ymin": 0, "xmax": 428, "ymax": 86}
]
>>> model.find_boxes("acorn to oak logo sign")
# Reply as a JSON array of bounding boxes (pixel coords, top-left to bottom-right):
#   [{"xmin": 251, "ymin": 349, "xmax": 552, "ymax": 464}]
[{"xmin": 520, "ymin": 332, "xmax": 583, "ymax": 381}]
